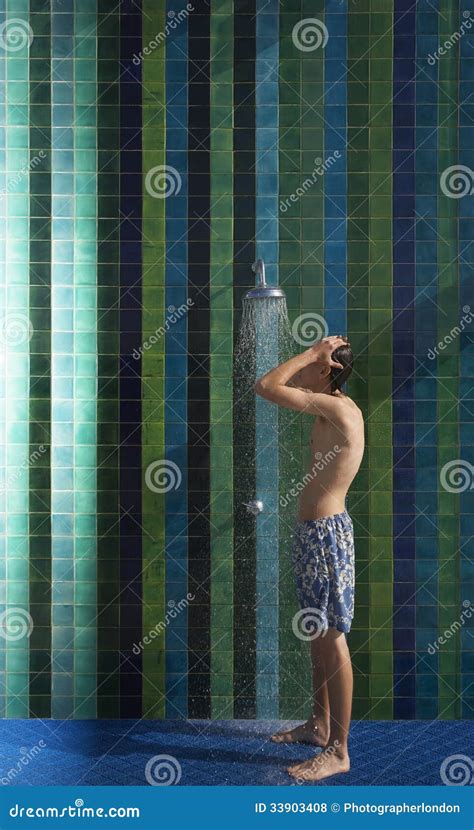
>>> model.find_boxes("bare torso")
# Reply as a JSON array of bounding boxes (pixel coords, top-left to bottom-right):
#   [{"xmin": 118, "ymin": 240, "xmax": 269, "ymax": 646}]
[{"xmin": 298, "ymin": 394, "xmax": 365, "ymax": 520}]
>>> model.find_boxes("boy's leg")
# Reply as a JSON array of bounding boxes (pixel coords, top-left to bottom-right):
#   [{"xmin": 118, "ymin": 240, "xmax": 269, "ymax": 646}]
[
  {"xmin": 271, "ymin": 634, "xmax": 330, "ymax": 745},
  {"xmin": 310, "ymin": 636, "xmax": 330, "ymax": 736},
  {"xmin": 320, "ymin": 629, "xmax": 352, "ymax": 751},
  {"xmin": 287, "ymin": 628, "xmax": 352, "ymax": 781}
]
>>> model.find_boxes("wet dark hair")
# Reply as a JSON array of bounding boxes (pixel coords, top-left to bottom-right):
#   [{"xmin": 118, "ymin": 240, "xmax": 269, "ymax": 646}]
[{"xmin": 330, "ymin": 345, "xmax": 353, "ymax": 393}]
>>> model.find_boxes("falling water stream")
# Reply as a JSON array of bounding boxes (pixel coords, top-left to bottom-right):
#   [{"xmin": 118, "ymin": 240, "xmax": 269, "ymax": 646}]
[{"xmin": 234, "ymin": 293, "xmax": 299, "ymax": 717}]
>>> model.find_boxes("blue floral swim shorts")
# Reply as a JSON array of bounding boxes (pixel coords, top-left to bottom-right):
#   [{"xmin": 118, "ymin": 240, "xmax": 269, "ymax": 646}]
[{"xmin": 291, "ymin": 510, "xmax": 355, "ymax": 634}]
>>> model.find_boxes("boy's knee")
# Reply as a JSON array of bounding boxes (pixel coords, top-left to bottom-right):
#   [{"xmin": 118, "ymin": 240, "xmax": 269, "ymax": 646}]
[{"xmin": 318, "ymin": 628, "xmax": 347, "ymax": 653}]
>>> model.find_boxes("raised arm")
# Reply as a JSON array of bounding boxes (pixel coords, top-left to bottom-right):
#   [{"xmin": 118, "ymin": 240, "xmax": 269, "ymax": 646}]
[{"xmin": 254, "ymin": 336, "xmax": 347, "ymax": 419}]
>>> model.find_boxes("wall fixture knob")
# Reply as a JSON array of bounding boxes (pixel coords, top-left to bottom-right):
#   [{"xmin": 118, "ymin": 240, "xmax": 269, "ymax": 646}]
[{"xmin": 242, "ymin": 499, "xmax": 264, "ymax": 516}]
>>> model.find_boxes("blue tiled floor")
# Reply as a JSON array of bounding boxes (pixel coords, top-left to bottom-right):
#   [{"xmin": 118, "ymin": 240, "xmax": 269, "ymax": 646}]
[{"xmin": 0, "ymin": 720, "xmax": 472, "ymax": 786}]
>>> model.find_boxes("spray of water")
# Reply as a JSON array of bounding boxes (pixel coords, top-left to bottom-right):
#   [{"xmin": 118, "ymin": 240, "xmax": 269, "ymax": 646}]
[
  {"xmin": 234, "ymin": 297, "xmax": 296, "ymax": 532},
  {"xmin": 233, "ymin": 291, "xmax": 314, "ymax": 709}
]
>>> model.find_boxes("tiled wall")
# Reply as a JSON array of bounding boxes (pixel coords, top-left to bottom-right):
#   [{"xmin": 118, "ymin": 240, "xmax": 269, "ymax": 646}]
[{"xmin": 0, "ymin": 0, "xmax": 472, "ymax": 720}]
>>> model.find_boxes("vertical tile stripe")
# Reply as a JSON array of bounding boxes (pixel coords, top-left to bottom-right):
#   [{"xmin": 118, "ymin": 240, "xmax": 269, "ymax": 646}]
[
  {"xmin": 187, "ymin": 0, "xmax": 211, "ymax": 719},
  {"xmin": 165, "ymin": 0, "xmax": 189, "ymax": 719},
  {"xmin": 414, "ymin": 0, "xmax": 438, "ymax": 720},
  {"xmin": 459, "ymin": 0, "xmax": 473, "ymax": 720},
  {"xmin": 325, "ymin": 3, "xmax": 347, "ymax": 336},
  {"xmin": 73, "ymin": 0, "xmax": 98, "ymax": 719},
  {"xmin": 51, "ymin": 0, "xmax": 74, "ymax": 719},
  {"xmin": 97, "ymin": 0, "xmax": 120, "ymax": 719},
  {"xmin": 437, "ymin": 0, "xmax": 460, "ymax": 718},
  {"xmin": 210, "ymin": 0, "xmax": 234, "ymax": 718},
  {"xmin": 0, "ymin": 0, "xmax": 5, "ymax": 718},
  {"xmin": 367, "ymin": 0, "xmax": 393, "ymax": 719},
  {"xmin": 4, "ymin": 0, "xmax": 31, "ymax": 718},
  {"xmin": 29, "ymin": 0, "xmax": 51, "ymax": 718},
  {"xmin": 233, "ymin": 0, "xmax": 257, "ymax": 719},
  {"xmin": 255, "ymin": 0, "xmax": 279, "ymax": 719},
  {"xmin": 392, "ymin": 0, "xmax": 416, "ymax": 719},
  {"xmin": 141, "ymin": 0, "xmax": 166, "ymax": 718},
  {"xmin": 119, "ymin": 0, "xmax": 142, "ymax": 718}
]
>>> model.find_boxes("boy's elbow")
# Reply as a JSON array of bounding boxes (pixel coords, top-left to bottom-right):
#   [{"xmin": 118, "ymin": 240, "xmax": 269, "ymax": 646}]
[{"xmin": 254, "ymin": 378, "xmax": 275, "ymax": 401}]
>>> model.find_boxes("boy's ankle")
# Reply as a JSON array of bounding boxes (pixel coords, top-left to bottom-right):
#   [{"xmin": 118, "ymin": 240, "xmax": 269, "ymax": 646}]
[{"xmin": 327, "ymin": 738, "xmax": 348, "ymax": 758}]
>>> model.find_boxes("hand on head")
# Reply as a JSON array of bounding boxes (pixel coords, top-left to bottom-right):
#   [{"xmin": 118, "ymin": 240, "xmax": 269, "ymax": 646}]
[{"xmin": 308, "ymin": 335, "xmax": 350, "ymax": 370}]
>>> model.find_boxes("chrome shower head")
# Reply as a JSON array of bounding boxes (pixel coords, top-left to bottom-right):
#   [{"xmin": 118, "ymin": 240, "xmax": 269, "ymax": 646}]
[{"xmin": 244, "ymin": 259, "xmax": 285, "ymax": 300}]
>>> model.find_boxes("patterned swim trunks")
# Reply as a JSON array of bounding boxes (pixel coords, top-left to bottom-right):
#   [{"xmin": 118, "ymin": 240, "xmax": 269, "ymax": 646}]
[{"xmin": 292, "ymin": 510, "xmax": 355, "ymax": 634}]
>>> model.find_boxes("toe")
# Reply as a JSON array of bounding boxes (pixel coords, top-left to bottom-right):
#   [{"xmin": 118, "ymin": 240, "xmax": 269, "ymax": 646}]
[{"xmin": 274, "ymin": 732, "xmax": 293, "ymax": 743}]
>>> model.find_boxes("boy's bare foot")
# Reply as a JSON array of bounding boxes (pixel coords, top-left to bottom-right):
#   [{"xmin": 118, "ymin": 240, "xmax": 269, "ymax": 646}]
[
  {"xmin": 287, "ymin": 746, "xmax": 350, "ymax": 782},
  {"xmin": 271, "ymin": 717, "xmax": 329, "ymax": 747}
]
